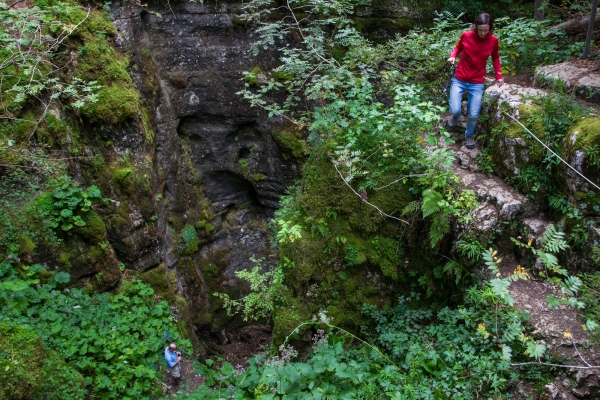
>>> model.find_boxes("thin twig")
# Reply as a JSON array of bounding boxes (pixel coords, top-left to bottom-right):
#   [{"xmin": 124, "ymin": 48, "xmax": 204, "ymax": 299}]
[
  {"xmin": 511, "ymin": 362, "xmax": 600, "ymax": 369},
  {"xmin": 374, "ymin": 174, "xmax": 431, "ymax": 191},
  {"xmin": 8, "ymin": 0, "xmax": 25, "ymax": 9},
  {"xmin": 572, "ymin": 338, "xmax": 593, "ymax": 368},
  {"xmin": 332, "ymin": 161, "xmax": 409, "ymax": 225}
]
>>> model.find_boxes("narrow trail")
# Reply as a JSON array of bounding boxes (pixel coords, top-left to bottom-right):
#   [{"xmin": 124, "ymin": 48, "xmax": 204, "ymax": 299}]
[{"xmin": 440, "ymin": 65, "xmax": 600, "ymax": 398}]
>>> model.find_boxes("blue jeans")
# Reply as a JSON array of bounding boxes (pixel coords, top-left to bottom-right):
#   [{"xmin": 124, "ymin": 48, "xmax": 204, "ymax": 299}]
[{"xmin": 448, "ymin": 77, "xmax": 484, "ymax": 136}]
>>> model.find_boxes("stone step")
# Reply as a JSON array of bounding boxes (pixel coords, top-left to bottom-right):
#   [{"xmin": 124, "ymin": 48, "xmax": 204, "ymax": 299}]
[{"xmin": 534, "ymin": 59, "xmax": 600, "ymax": 103}]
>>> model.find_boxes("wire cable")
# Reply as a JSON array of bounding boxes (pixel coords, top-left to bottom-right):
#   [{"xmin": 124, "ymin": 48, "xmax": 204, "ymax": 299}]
[{"xmin": 503, "ymin": 112, "xmax": 600, "ymax": 192}]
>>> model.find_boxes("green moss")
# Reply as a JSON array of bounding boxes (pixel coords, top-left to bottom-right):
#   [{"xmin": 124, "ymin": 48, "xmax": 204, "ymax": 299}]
[
  {"xmin": 141, "ymin": 107, "xmax": 155, "ymax": 144},
  {"xmin": 139, "ymin": 264, "xmax": 176, "ymax": 303},
  {"xmin": 88, "ymin": 245, "xmax": 105, "ymax": 263},
  {"xmin": 343, "ymin": 277, "xmax": 357, "ymax": 293},
  {"xmin": 195, "ymin": 220, "xmax": 206, "ymax": 230},
  {"xmin": 239, "ymin": 158, "xmax": 250, "ymax": 178},
  {"xmin": 205, "ymin": 223, "xmax": 214, "ymax": 235},
  {"xmin": 58, "ymin": 251, "xmax": 74, "ymax": 270},
  {"xmin": 567, "ymin": 116, "xmax": 600, "ymax": 152},
  {"xmin": 271, "ymin": 128, "xmax": 306, "ymax": 159},
  {"xmin": 71, "ymin": 11, "xmax": 140, "ymax": 125},
  {"xmin": 252, "ymin": 173, "xmax": 265, "ymax": 181},
  {"xmin": 272, "ymin": 295, "xmax": 309, "ymax": 345},
  {"xmin": 503, "ymin": 105, "xmax": 545, "ymax": 162},
  {"xmin": 75, "ymin": 211, "xmax": 107, "ymax": 241},
  {"xmin": 17, "ymin": 235, "xmax": 36, "ymax": 258},
  {"xmin": 112, "ymin": 166, "xmax": 134, "ymax": 189},
  {"xmin": 0, "ymin": 321, "xmax": 45, "ymax": 398},
  {"xmin": 15, "ymin": 113, "xmax": 37, "ymax": 143},
  {"xmin": 199, "ymin": 259, "xmax": 218, "ymax": 278},
  {"xmin": 81, "ymin": 85, "xmax": 139, "ymax": 124},
  {"xmin": 36, "ymin": 114, "xmax": 68, "ymax": 147},
  {"xmin": 489, "ymin": 104, "xmax": 546, "ymax": 178},
  {"xmin": 244, "ymin": 66, "xmax": 262, "ymax": 86}
]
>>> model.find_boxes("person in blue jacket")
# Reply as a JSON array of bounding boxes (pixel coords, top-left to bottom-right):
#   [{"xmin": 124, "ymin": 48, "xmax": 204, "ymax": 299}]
[{"xmin": 164, "ymin": 343, "xmax": 182, "ymax": 385}]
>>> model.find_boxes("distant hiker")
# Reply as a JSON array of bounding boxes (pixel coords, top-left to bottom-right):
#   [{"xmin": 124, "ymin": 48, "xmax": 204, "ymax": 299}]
[
  {"xmin": 446, "ymin": 12, "xmax": 504, "ymax": 149},
  {"xmin": 164, "ymin": 343, "xmax": 182, "ymax": 385}
]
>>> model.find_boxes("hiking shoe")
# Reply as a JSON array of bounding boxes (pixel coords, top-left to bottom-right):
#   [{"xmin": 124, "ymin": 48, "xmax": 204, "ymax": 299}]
[
  {"xmin": 465, "ymin": 135, "xmax": 476, "ymax": 149},
  {"xmin": 444, "ymin": 116, "xmax": 460, "ymax": 132}
]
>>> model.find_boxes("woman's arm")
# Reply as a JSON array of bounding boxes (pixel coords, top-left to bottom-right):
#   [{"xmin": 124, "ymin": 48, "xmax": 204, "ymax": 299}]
[
  {"xmin": 448, "ymin": 32, "xmax": 465, "ymax": 63},
  {"xmin": 491, "ymin": 38, "xmax": 503, "ymax": 85}
]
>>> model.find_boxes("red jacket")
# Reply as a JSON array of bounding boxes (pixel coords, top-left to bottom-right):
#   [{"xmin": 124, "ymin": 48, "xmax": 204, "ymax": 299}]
[{"xmin": 450, "ymin": 30, "xmax": 502, "ymax": 84}]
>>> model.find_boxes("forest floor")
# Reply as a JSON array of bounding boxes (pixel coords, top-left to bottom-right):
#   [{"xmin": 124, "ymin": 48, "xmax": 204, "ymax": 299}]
[{"xmin": 161, "ymin": 325, "xmax": 271, "ymax": 398}]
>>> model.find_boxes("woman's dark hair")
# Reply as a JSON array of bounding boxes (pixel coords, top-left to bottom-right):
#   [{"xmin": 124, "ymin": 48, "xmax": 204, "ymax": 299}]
[{"xmin": 473, "ymin": 13, "xmax": 493, "ymax": 33}]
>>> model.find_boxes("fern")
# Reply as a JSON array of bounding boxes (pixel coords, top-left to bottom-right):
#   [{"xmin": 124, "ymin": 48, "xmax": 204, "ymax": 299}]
[
  {"xmin": 402, "ymin": 201, "xmax": 420, "ymax": 216},
  {"xmin": 457, "ymin": 238, "xmax": 485, "ymax": 260},
  {"xmin": 441, "ymin": 260, "xmax": 463, "ymax": 285},
  {"xmin": 429, "ymin": 212, "xmax": 450, "ymax": 247},
  {"xmin": 561, "ymin": 275, "xmax": 582, "ymax": 297},
  {"xmin": 421, "ymin": 189, "xmax": 443, "ymax": 218},
  {"xmin": 541, "ymin": 225, "xmax": 569, "ymax": 254}
]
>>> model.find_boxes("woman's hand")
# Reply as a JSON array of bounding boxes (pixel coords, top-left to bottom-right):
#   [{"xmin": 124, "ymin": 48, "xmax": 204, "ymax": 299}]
[
  {"xmin": 447, "ymin": 57, "xmax": 456, "ymax": 65},
  {"xmin": 496, "ymin": 78, "xmax": 504, "ymax": 87}
]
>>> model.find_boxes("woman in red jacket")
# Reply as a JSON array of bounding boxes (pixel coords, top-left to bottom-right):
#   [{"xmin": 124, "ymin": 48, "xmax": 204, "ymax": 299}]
[{"xmin": 447, "ymin": 13, "xmax": 504, "ymax": 149}]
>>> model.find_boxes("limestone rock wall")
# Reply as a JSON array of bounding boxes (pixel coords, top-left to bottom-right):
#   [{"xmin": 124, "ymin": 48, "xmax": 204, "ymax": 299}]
[{"xmin": 105, "ymin": 0, "xmax": 302, "ymax": 353}]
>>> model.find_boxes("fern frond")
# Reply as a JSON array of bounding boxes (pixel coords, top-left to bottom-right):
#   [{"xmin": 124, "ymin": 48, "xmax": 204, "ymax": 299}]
[
  {"xmin": 421, "ymin": 189, "xmax": 443, "ymax": 218},
  {"xmin": 442, "ymin": 260, "xmax": 463, "ymax": 285},
  {"xmin": 457, "ymin": 239, "xmax": 485, "ymax": 260},
  {"xmin": 535, "ymin": 251, "xmax": 560, "ymax": 271},
  {"xmin": 402, "ymin": 201, "xmax": 420, "ymax": 216},
  {"xmin": 561, "ymin": 275, "xmax": 582, "ymax": 296},
  {"xmin": 541, "ymin": 225, "xmax": 569, "ymax": 254},
  {"xmin": 429, "ymin": 212, "xmax": 450, "ymax": 247}
]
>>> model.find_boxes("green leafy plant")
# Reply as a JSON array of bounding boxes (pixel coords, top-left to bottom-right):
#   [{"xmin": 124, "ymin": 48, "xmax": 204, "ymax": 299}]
[
  {"xmin": 179, "ymin": 224, "xmax": 199, "ymax": 254},
  {"xmin": 46, "ymin": 182, "xmax": 103, "ymax": 231},
  {"xmin": 214, "ymin": 257, "xmax": 285, "ymax": 322},
  {"xmin": 182, "ymin": 297, "xmax": 540, "ymax": 399},
  {"xmin": 345, "ymin": 244, "xmax": 358, "ymax": 266},
  {"xmin": 0, "ymin": 250, "xmax": 190, "ymax": 398}
]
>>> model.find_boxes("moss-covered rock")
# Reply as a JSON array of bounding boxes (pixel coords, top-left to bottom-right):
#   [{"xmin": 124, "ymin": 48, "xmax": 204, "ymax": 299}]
[
  {"xmin": 71, "ymin": 10, "xmax": 140, "ymax": 125},
  {"xmin": 0, "ymin": 320, "xmax": 84, "ymax": 399},
  {"xmin": 271, "ymin": 128, "xmax": 306, "ymax": 159},
  {"xmin": 272, "ymin": 157, "xmax": 416, "ymax": 344},
  {"xmin": 81, "ymin": 86, "xmax": 140, "ymax": 124},
  {"xmin": 557, "ymin": 116, "xmax": 600, "ymax": 195},
  {"xmin": 489, "ymin": 104, "xmax": 545, "ymax": 178}
]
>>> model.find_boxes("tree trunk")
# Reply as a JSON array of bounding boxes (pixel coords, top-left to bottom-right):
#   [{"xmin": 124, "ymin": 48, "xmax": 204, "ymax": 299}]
[
  {"xmin": 552, "ymin": 13, "xmax": 600, "ymax": 35},
  {"xmin": 534, "ymin": 0, "xmax": 544, "ymax": 21}
]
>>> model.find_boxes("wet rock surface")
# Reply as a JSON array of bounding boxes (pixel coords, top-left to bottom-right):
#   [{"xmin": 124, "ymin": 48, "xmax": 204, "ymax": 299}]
[{"xmin": 110, "ymin": 0, "xmax": 300, "ymax": 352}]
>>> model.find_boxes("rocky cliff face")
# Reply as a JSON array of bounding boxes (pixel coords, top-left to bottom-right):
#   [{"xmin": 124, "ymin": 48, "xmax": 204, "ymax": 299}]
[{"xmin": 105, "ymin": 0, "xmax": 301, "ymax": 353}]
